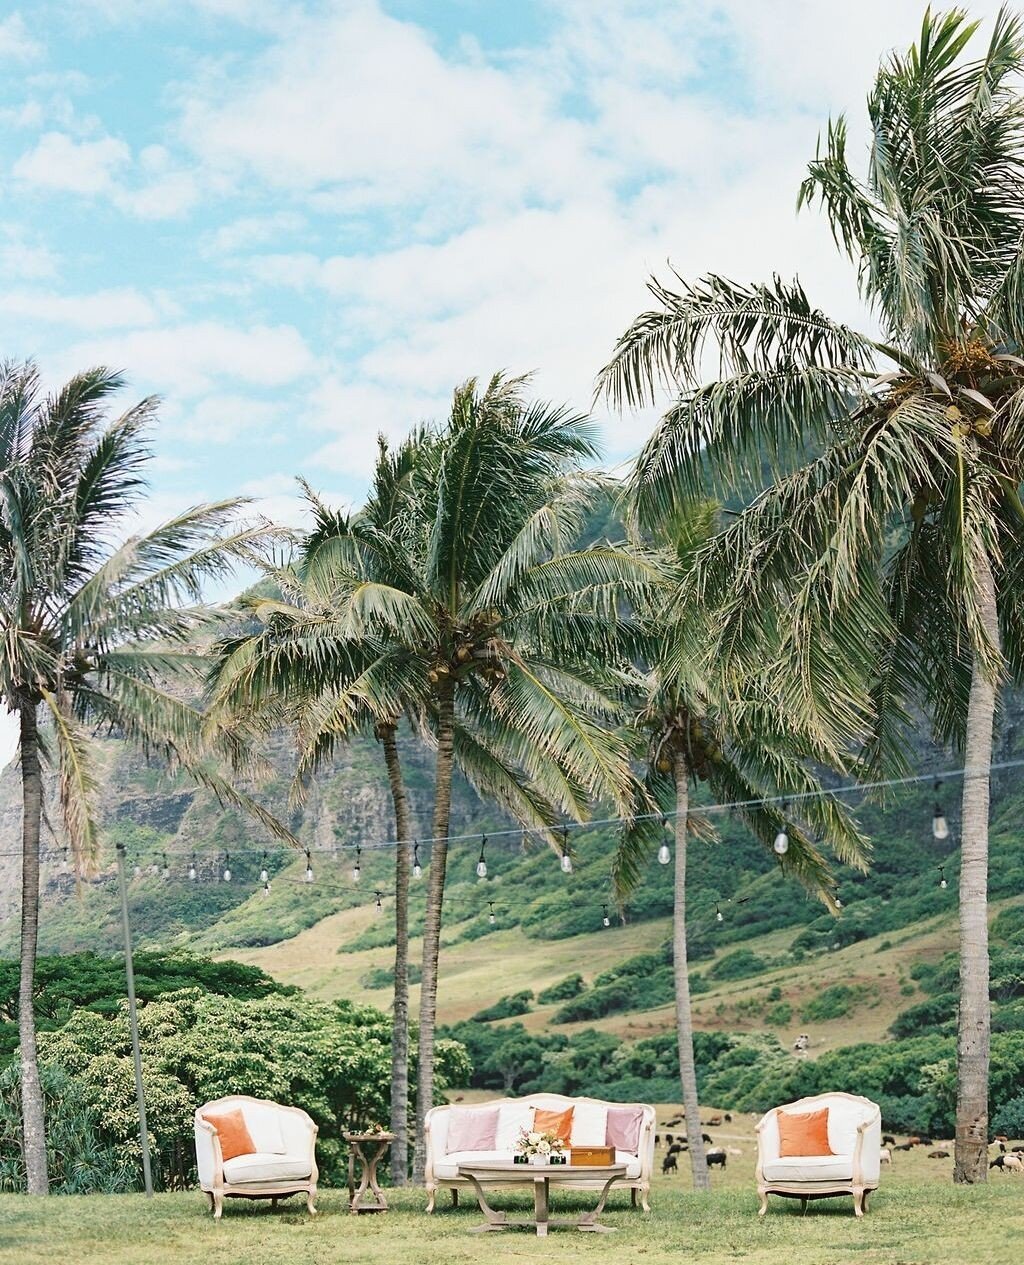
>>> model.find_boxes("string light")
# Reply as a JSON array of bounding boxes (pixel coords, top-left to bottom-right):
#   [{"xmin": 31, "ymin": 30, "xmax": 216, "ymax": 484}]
[
  {"xmin": 352, "ymin": 845, "xmax": 361, "ymax": 883},
  {"xmin": 188, "ymin": 854, "xmax": 197, "ymax": 881},
  {"xmin": 412, "ymin": 842, "xmax": 422, "ymax": 879},
  {"xmin": 260, "ymin": 851, "xmax": 269, "ymax": 884},
  {"xmin": 161, "ymin": 853, "xmax": 170, "ymax": 879},
  {"xmin": 773, "ymin": 801, "xmax": 790, "ymax": 855},
  {"xmin": 476, "ymin": 836, "xmax": 488, "ymax": 879},
  {"xmin": 262, "ymin": 877, "xmax": 271, "ymax": 897},
  {"xmin": 304, "ymin": 849, "xmax": 314, "ymax": 884},
  {"xmin": 602, "ymin": 904, "xmax": 611, "ymax": 928},
  {"xmin": 488, "ymin": 900, "xmax": 496, "ymax": 925},
  {"xmin": 559, "ymin": 827, "xmax": 573, "ymax": 874},
  {"xmin": 834, "ymin": 891, "xmax": 843, "ymax": 909},
  {"xmin": 222, "ymin": 852, "xmax": 232, "ymax": 883},
  {"xmin": 657, "ymin": 818, "xmax": 671, "ymax": 866},
  {"xmin": 61, "ymin": 847, "xmax": 69, "ymax": 871},
  {"xmin": 938, "ymin": 865, "xmax": 948, "ymax": 890},
  {"xmin": 374, "ymin": 890, "xmax": 383, "ymax": 914},
  {"xmin": 932, "ymin": 780, "xmax": 949, "ymax": 840},
  {"xmin": 715, "ymin": 903, "xmax": 724, "ymax": 923}
]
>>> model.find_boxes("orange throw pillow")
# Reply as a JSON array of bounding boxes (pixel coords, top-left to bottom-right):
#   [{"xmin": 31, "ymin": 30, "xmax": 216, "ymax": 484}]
[
  {"xmin": 203, "ymin": 1108, "xmax": 256, "ymax": 1161},
  {"xmin": 777, "ymin": 1107, "xmax": 833, "ymax": 1158},
  {"xmin": 534, "ymin": 1106, "xmax": 574, "ymax": 1145}
]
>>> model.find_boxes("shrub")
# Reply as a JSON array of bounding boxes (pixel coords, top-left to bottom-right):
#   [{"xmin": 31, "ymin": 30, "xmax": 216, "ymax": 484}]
[
  {"xmin": 708, "ymin": 949, "xmax": 769, "ymax": 981},
  {"xmin": 992, "ymin": 1092, "xmax": 1024, "ymax": 1137},
  {"xmin": 472, "ymin": 990, "xmax": 533, "ymax": 1022},
  {"xmin": 537, "ymin": 974, "xmax": 585, "ymax": 1004},
  {"xmin": 765, "ymin": 1002, "xmax": 792, "ymax": 1026},
  {"xmin": 802, "ymin": 984, "xmax": 867, "ymax": 1021},
  {"xmin": 888, "ymin": 994, "xmax": 956, "ymax": 1039}
]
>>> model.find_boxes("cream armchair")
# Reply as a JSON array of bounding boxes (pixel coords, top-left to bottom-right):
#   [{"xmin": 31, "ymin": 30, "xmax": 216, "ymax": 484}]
[
  {"xmin": 194, "ymin": 1095, "xmax": 318, "ymax": 1219},
  {"xmin": 756, "ymin": 1092, "xmax": 881, "ymax": 1217}
]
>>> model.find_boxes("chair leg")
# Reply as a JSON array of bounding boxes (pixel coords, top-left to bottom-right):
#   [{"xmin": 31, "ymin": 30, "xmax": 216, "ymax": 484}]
[
  {"xmin": 852, "ymin": 1187, "xmax": 865, "ymax": 1217},
  {"xmin": 306, "ymin": 1186, "xmax": 318, "ymax": 1216},
  {"xmin": 631, "ymin": 1188, "xmax": 638, "ymax": 1209},
  {"xmin": 212, "ymin": 1191, "xmax": 224, "ymax": 1220},
  {"xmin": 757, "ymin": 1189, "xmax": 769, "ymax": 1217},
  {"xmin": 450, "ymin": 1188, "xmax": 459, "ymax": 1208},
  {"xmin": 640, "ymin": 1185, "xmax": 651, "ymax": 1214},
  {"xmin": 800, "ymin": 1197, "xmax": 808, "ymax": 1214},
  {"xmin": 426, "ymin": 1187, "xmax": 436, "ymax": 1214}
]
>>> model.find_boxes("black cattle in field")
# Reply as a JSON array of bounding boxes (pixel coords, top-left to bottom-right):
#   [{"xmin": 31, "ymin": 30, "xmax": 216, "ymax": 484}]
[
  {"xmin": 702, "ymin": 1133, "xmax": 713, "ymax": 1144},
  {"xmin": 706, "ymin": 1148, "xmax": 727, "ymax": 1169},
  {"xmin": 882, "ymin": 1135, "xmax": 896, "ymax": 1146},
  {"xmin": 662, "ymin": 1152, "xmax": 678, "ymax": 1175}
]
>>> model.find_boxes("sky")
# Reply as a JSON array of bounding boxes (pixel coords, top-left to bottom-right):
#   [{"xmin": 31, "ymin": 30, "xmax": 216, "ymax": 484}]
[{"xmin": 0, "ymin": 0, "xmax": 1009, "ymax": 763}]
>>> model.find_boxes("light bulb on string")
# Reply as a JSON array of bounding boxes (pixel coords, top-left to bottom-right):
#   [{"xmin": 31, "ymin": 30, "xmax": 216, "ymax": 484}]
[
  {"xmin": 260, "ymin": 851, "xmax": 269, "ymax": 884},
  {"xmin": 834, "ymin": 890, "xmax": 843, "ymax": 909},
  {"xmin": 715, "ymin": 904, "xmax": 724, "ymax": 923},
  {"xmin": 352, "ymin": 845, "xmax": 361, "ymax": 883},
  {"xmin": 304, "ymin": 850, "xmax": 314, "ymax": 884},
  {"xmin": 412, "ymin": 843, "xmax": 422, "ymax": 879},
  {"xmin": 559, "ymin": 827, "xmax": 573, "ymax": 874},
  {"xmin": 188, "ymin": 855, "xmax": 197, "ymax": 881},
  {"xmin": 61, "ymin": 847, "xmax": 69, "ymax": 871},
  {"xmin": 476, "ymin": 836, "xmax": 488, "ymax": 879},
  {"xmin": 657, "ymin": 817, "xmax": 671, "ymax": 866},
  {"xmin": 262, "ymin": 878, "xmax": 271, "ymax": 897},
  {"xmin": 938, "ymin": 865, "xmax": 948, "ymax": 890},
  {"xmin": 602, "ymin": 904, "xmax": 611, "ymax": 928},
  {"xmin": 161, "ymin": 853, "xmax": 170, "ymax": 879},
  {"xmin": 488, "ymin": 900, "xmax": 496, "ymax": 926},
  {"xmin": 932, "ymin": 780, "xmax": 949, "ymax": 840},
  {"xmin": 773, "ymin": 801, "xmax": 789, "ymax": 855},
  {"xmin": 374, "ymin": 890, "xmax": 383, "ymax": 915},
  {"xmin": 222, "ymin": 853, "xmax": 232, "ymax": 882}
]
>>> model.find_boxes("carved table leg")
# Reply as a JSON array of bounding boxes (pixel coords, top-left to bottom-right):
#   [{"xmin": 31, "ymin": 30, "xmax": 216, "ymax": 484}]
[
  {"xmin": 577, "ymin": 1173, "xmax": 620, "ymax": 1232},
  {"xmin": 464, "ymin": 1173, "xmax": 509, "ymax": 1233},
  {"xmin": 534, "ymin": 1175, "xmax": 549, "ymax": 1237}
]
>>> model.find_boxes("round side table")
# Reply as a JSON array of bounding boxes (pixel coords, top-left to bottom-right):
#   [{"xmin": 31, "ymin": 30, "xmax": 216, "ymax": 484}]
[{"xmin": 344, "ymin": 1131, "xmax": 396, "ymax": 1214}]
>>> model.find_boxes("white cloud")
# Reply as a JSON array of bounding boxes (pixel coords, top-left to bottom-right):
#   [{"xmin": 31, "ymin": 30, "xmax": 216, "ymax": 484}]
[
  {"xmin": 0, "ymin": 226, "xmax": 58, "ymax": 280},
  {"xmin": 173, "ymin": 392, "xmax": 290, "ymax": 444},
  {"xmin": 13, "ymin": 130, "xmax": 130, "ymax": 194},
  {"xmin": 5, "ymin": 287, "xmax": 160, "ymax": 329},
  {"xmin": 0, "ymin": 12, "xmax": 43, "ymax": 62},
  {"xmin": 206, "ymin": 211, "xmax": 306, "ymax": 254},
  {"xmin": 60, "ymin": 321, "xmax": 317, "ymax": 397}
]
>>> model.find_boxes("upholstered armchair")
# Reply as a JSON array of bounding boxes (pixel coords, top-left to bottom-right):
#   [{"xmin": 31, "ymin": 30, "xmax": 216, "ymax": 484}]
[
  {"xmin": 194, "ymin": 1095, "xmax": 318, "ymax": 1218},
  {"xmin": 755, "ymin": 1092, "xmax": 881, "ymax": 1217}
]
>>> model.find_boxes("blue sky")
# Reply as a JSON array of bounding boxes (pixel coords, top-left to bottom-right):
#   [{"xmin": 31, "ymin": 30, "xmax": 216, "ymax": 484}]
[{"xmin": 0, "ymin": 0, "xmax": 1009, "ymax": 759}]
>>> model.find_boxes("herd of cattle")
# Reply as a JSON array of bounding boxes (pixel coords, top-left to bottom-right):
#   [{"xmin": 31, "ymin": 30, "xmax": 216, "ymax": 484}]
[{"xmin": 655, "ymin": 1115, "xmax": 1024, "ymax": 1175}]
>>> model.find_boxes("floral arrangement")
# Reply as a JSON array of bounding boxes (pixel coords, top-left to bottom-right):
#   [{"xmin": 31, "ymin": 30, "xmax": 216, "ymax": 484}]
[{"xmin": 515, "ymin": 1128, "xmax": 568, "ymax": 1161}]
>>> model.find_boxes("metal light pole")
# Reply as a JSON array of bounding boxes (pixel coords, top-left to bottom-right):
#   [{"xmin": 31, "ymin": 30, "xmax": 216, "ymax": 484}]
[{"xmin": 115, "ymin": 842, "xmax": 154, "ymax": 1197}]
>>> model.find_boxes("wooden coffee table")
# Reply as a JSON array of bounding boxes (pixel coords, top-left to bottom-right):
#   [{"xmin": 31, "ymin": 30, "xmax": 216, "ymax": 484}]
[
  {"xmin": 344, "ymin": 1131, "xmax": 395, "ymax": 1213},
  {"xmin": 457, "ymin": 1162, "xmax": 627, "ymax": 1236}
]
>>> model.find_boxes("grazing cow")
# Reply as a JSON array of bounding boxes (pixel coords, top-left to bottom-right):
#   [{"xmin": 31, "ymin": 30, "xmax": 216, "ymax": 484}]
[
  {"xmin": 993, "ymin": 1135, "xmax": 1009, "ymax": 1144},
  {"xmin": 654, "ymin": 1135, "xmax": 661, "ymax": 1148},
  {"xmin": 705, "ymin": 1115, "xmax": 723, "ymax": 1127},
  {"xmin": 894, "ymin": 1143, "xmax": 914, "ymax": 1151},
  {"xmin": 662, "ymin": 1153, "xmax": 678, "ymax": 1175},
  {"xmin": 990, "ymin": 1153, "xmax": 1023, "ymax": 1172},
  {"xmin": 1012, "ymin": 1146, "xmax": 1024, "ymax": 1154},
  {"xmin": 906, "ymin": 1136, "xmax": 922, "ymax": 1146},
  {"xmin": 706, "ymin": 1148, "xmax": 727, "ymax": 1169},
  {"xmin": 879, "ymin": 1148, "xmax": 892, "ymax": 1166},
  {"xmin": 667, "ymin": 1143, "xmax": 687, "ymax": 1158},
  {"xmin": 919, "ymin": 1137, "xmax": 934, "ymax": 1147},
  {"xmin": 882, "ymin": 1135, "xmax": 896, "ymax": 1147},
  {"xmin": 928, "ymin": 1150, "xmax": 950, "ymax": 1159},
  {"xmin": 724, "ymin": 1113, "xmax": 733, "ymax": 1123},
  {"xmin": 702, "ymin": 1133, "xmax": 714, "ymax": 1145}
]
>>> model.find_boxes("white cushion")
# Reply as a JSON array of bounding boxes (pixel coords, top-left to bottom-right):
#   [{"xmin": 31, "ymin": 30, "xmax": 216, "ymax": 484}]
[
  {"xmin": 762, "ymin": 1155, "xmax": 854, "ymax": 1183},
  {"xmin": 222, "ymin": 1151, "xmax": 311, "ymax": 1184},
  {"xmin": 570, "ymin": 1102, "xmax": 608, "ymax": 1148},
  {"xmin": 435, "ymin": 1149, "xmax": 642, "ymax": 1182},
  {"xmin": 495, "ymin": 1103, "xmax": 534, "ymax": 1151},
  {"xmin": 239, "ymin": 1102, "xmax": 286, "ymax": 1155}
]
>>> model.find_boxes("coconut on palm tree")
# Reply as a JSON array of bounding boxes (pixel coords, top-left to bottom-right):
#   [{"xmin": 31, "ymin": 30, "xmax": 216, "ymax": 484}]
[
  {"xmin": 0, "ymin": 361, "xmax": 292, "ymax": 1194},
  {"xmin": 616, "ymin": 510, "xmax": 868, "ymax": 1189},
  {"xmin": 600, "ymin": 9, "xmax": 1024, "ymax": 1182}
]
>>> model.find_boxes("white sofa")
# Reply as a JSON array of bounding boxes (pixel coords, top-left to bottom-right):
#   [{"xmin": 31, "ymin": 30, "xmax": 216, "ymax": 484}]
[
  {"xmin": 424, "ymin": 1092, "xmax": 656, "ymax": 1213},
  {"xmin": 755, "ymin": 1092, "xmax": 881, "ymax": 1217},
  {"xmin": 194, "ymin": 1095, "xmax": 319, "ymax": 1219}
]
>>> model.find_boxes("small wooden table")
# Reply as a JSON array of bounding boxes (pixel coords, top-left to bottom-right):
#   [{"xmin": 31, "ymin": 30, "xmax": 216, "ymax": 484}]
[
  {"xmin": 457, "ymin": 1162, "xmax": 627, "ymax": 1236},
  {"xmin": 344, "ymin": 1131, "xmax": 396, "ymax": 1213}
]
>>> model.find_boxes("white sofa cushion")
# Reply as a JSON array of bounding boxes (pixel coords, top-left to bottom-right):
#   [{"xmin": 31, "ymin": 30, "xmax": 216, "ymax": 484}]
[
  {"xmin": 495, "ymin": 1103, "xmax": 533, "ymax": 1151},
  {"xmin": 239, "ymin": 1102, "xmax": 286, "ymax": 1155},
  {"xmin": 762, "ymin": 1155, "xmax": 854, "ymax": 1184},
  {"xmin": 222, "ymin": 1152, "xmax": 312, "ymax": 1184},
  {"xmin": 570, "ymin": 1102, "xmax": 608, "ymax": 1148}
]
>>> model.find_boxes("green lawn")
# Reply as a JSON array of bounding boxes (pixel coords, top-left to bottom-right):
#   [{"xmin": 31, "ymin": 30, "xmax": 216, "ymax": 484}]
[{"xmin": 0, "ymin": 1175, "xmax": 1018, "ymax": 1265}]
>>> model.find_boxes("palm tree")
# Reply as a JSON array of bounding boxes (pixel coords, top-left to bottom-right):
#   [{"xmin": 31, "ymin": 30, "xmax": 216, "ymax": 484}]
[
  {"xmin": 616, "ymin": 511, "xmax": 867, "ymax": 1190},
  {"xmin": 0, "ymin": 361, "xmax": 290, "ymax": 1194},
  {"xmin": 286, "ymin": 373, "xmax": 657, "ymax": 1182},
  {"xmin": 600, "ymin": 10, "xmax": 1024, "ymax": 1182}
]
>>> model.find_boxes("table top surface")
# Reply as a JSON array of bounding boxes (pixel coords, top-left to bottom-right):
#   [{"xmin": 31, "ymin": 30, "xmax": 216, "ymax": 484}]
[
  {"xmin": 458, "ymin": 1162, "xmax": 627, "ymax": 1177},
  {"xmin": 344, "ymin": 1132, "xmax": 396, "ymax": 1142}
]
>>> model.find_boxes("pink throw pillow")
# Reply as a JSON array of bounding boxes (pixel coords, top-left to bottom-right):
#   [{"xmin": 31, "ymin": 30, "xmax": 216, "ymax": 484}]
[
  {"xmin": 606, "ymin": 1106, "xmax": 643, "ymax": 1153},
  {"xmin": 446, "ymin": 1106, "xmax": 500, "ymax": 1154}
]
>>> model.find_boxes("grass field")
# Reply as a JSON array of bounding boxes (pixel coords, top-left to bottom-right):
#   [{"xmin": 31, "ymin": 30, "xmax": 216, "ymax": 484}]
[{"xmin": 1, "ymin": 1173, "xmax": 1018, "ymax": 1265}]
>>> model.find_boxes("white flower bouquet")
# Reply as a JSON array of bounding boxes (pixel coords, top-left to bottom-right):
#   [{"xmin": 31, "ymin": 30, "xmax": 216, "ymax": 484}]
[{"xmin": 514, "ymin": 1128, "xmax": 568, "ymax": 1165}]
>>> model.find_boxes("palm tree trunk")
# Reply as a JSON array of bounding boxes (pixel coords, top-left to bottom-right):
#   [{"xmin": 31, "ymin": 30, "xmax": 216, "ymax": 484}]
[
  {"xmin": 672, "ymin": 745, "xmax": 710, "ymax": 1191},
  {"xmin": 18, "ymin": 701, "xmax": 48, "ymax": 1195},
  {"xmin": 380, "ymin": 723, "xmax": 412, "ymax": 1187},
  {"xmin": 954, "ymin": 549, "xmax": 999, "ymax": 1184},
  {"xmin": 413, "ymin": 679, "xmax": 455, "ymax": 1184}
]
